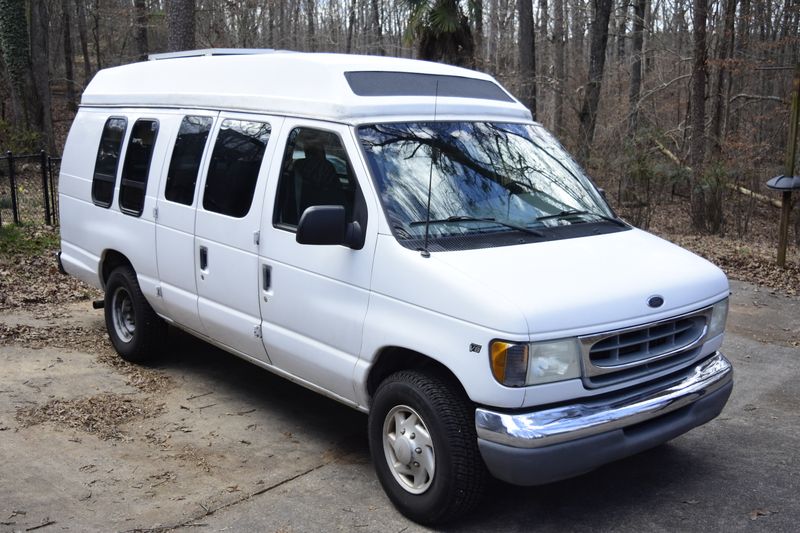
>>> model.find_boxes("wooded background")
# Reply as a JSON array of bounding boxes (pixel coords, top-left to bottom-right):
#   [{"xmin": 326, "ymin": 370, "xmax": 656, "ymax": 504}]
[{"xmin": 0, "ymin": 0, "xmax": 798, "ymax": 236}]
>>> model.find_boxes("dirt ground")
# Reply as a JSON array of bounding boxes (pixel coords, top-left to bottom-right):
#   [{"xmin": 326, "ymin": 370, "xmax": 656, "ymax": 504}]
[{"xmin": 0, "ymin": 281, "xmax": 798, "ymax": 532}]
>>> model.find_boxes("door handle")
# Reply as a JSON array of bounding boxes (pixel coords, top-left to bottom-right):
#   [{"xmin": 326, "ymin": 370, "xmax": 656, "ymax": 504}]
[
  {"xmin": 199, "ymin": 246, "xmax": 208, "ymax": 270},
  {"xmin": 262, "ymin": 264, "xmax": 271, "ymax": 291}
]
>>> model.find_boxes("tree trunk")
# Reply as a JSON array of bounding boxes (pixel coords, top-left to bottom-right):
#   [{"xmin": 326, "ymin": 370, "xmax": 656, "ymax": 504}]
[
  {"xmin": 709, "ymin": 0, "xmax": 736, "ymax": 156},
  {"xmin": 628, "ymin": 0, "xmax": 646, "ymax": 135},
  {"xmin": 0, "ymin": 0, "xmax": 39, "ymax": 129},
  {"xmin": 346, "ymin": 0, "xmax": 356, "ymax": 53},
  {"xmin": 553, "ymin": 0, "xmax": 565, "ymax": 134},
  {"xmin": 167, "ymin": 0, "xmax": 196, "ymax": 52},
  {"xmin": 91, "ymin": 0, "xmax": 101, "ymax": 70},
  {"xmin": 538, "ymin": 0, "xmax": 549, "ymax": 125},
  {"xmin": 616, "ymin": 0, "xmax": 628, "ymax": 62},
  {"xmin": 370, "ymin": 0, "xmax": 385, "ymax": 55},
  {"xmin": 62, "ymin": 0, "xmax": 77, "ymax": 111},
  {"xmin": 518, "ymin": 0, "xmax": 537, "ymax": 119},
  {"xmin": 689, "ymin": 0, "xmax": 708, "ymax": 168},
  {"xmin": 689, "ymin": 0, "xmax": 709, "ymax": 230},
  {"xmin": 29, "ymin": 0, "xmax": 54, "ymax": 151},
  {"xmin": 134, "ymin": 0, "xmax": 149, "ymax": 61},
  {"xmin": 473, "ymin": 0, "xmax": 483, "ymax": 65},
  {"xmin": 306, "ymin": 0, "xmax": 316, "ymax": 52},
  {"xmin": 74, "ymin": 0, "xmax": 92, "ymax": 85},
  {"xmin": 577, "ymin": 0, "xmax": 614, "ymax": 161}
]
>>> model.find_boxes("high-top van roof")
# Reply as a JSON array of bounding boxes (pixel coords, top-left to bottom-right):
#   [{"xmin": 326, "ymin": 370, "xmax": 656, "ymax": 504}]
[{"xmin": 81, "ymin": 51, "xmax": 532, "ymax": 124}]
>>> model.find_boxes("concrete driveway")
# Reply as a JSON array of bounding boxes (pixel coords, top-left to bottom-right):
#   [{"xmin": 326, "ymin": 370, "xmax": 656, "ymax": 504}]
[{"xmin": 1, "ymin": 280, "xmax": 798, "ymax": 532}]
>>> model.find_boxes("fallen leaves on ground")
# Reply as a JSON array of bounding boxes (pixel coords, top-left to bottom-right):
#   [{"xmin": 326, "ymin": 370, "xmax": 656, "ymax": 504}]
[{"xmin": 16, "ymin": 393, "xmax": 164, "ymax": 441}]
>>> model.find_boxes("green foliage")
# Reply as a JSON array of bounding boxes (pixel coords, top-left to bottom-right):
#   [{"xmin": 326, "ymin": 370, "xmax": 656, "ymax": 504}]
[
  {"xmin": 0, "ymin": 119, "xmax": 42, "ymax": 153},
  {"xmin": 0, "ymin": 224, "xmax": 59, "ymax": 256}
]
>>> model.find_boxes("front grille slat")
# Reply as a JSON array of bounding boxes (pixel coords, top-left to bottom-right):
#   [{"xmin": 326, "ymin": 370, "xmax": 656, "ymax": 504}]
[{"xmin": 581, "ymin": 308, "xmax": 711, "ymax": 388}]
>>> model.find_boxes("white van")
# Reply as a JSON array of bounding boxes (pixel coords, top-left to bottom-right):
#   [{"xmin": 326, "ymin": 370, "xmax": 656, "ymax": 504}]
[{"xmin": 58, "ymin": 50, "xmax": 733, "ymax": 525}]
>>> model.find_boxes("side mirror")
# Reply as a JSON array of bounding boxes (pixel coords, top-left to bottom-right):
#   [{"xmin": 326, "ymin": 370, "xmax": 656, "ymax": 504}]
[{"xmin": 296, "ymin": 205, "xmax": 363, "ymax": 249}]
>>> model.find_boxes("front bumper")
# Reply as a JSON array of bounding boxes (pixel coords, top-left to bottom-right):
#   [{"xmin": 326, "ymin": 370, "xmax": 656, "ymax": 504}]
[{"xmin": 475, "ymin": 352, "xmax": 733, "ymax": 485}]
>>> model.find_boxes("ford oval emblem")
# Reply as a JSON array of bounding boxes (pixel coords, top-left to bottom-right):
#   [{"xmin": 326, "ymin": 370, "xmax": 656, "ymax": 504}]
[{"xmin": 648, "ymin": 295, "xmax": 665, "ymax": 308}]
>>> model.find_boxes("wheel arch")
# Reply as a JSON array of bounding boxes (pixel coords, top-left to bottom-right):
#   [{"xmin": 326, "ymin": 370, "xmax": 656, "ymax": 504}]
[
  {"xmin": 100, "ymin": 249, "xmax": 134, "ymax": 288},
  {"xmin": 365, "ymin": 347, "xmax": 468, "ymax": 407}
]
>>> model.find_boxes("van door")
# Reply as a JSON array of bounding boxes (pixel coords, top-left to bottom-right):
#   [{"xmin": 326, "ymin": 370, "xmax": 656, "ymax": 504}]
[
  {"xmin": 194, "ymin": 113, "xmax": 283, "ymax": 360},
  {"xmin": 258, "ymin": 121, "xmax": 378, "ymax": 402},
  {"xmin": 155, "ymin": 112, "xmax": 218, "ymax": 333}
]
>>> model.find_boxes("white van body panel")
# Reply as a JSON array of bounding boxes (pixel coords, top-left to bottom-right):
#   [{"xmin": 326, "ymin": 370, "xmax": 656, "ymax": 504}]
[
  {"xmin": 81, "ymin": 53, "xmax": 531, "ymax": 125},
  {"xmin": 154, "ymin": 111, "xmax": 219, "ymax": 333},
  {"xmin": 60, "ymin": 108, "xmax": 172, "ymax": 305},
  {"xmin": 257, "ymin": 119, "xmax": 379, "ymax": 403},
  {"xmin": 192, "ymin": 112, "xmax": 284, "ymax": 361}
]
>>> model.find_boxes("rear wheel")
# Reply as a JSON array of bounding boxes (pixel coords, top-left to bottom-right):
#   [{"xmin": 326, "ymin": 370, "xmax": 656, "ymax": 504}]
[
  {"xmin": 104, "ymin": 266, "xmax": 165, "ymax": 363},
  {"xmin": 368, "ymin": 370, "xmax": 487, "ymax": 525}
]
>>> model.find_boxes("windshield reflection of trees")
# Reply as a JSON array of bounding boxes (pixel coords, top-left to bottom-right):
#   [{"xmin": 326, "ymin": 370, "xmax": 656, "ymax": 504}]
[{"xmin": 360, "ymin": 122, "xmax": 603, "ymax": 238}]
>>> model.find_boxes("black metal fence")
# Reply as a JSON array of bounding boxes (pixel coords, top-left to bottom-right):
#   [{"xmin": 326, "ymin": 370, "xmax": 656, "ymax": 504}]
[{"xmin": 0, "ymin": 150, "xmax": 61, "ymax": 227}]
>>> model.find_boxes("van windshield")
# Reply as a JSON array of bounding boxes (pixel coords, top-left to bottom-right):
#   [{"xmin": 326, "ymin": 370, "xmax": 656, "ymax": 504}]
[{"xmin": 359, "ymin": 122, "xmax": 625, "ymax": 251}]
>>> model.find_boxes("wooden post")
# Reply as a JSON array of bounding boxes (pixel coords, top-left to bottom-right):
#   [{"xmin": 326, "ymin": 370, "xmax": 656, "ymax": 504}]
[{"xmin": 777, "ymin": 64, "xmax": 800, "ymax": 268}]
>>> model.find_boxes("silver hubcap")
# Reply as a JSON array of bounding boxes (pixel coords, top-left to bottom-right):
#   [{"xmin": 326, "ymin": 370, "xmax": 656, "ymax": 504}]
[
  {"xmin": 111, "ymin": 286, "xmax": 135, "ymax": 343},
  {"xmin": 382, "ymin": 405, "xmax": 435, "ymax": 494}
]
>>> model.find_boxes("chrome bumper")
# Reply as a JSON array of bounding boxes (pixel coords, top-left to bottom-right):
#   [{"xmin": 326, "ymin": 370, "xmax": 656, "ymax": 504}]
[{"xmin": 476, "ymin": 352, "xmax": 733, "ymax": 449}]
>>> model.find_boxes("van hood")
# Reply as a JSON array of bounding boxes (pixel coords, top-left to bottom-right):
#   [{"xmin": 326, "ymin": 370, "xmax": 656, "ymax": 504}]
[{"xmin": 424, "ymin": 228, "xmax": 729, "ymax": 337}]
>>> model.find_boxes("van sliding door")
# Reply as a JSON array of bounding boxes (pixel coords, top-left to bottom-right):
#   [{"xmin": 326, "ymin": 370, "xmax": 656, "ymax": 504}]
[
  {"xmin": 155, "ymin": 112, "xmax": 218, "ymax": 334},
  {"xmin": 193, "ymin": 113, "xmax": 284, "ymax": 361}
]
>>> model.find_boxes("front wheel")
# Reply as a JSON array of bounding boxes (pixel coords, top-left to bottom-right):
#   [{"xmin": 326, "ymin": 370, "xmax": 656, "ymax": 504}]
[
  {"xmin": 368, "ymin": 370, "xmax": 487, "ymax": 525},
  {"xmin": 104, "ymin": 266, "xmax": 165, "ymax": 363}
]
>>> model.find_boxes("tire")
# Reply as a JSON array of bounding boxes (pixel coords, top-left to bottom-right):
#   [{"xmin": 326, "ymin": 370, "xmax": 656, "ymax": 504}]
[
  {"xmin": 368, "ymin": 370, "xmax": 487, "ymax": 525},
  {"xmin": 104, "ymin": 266, "xmax": 165, "ymax": 363}
]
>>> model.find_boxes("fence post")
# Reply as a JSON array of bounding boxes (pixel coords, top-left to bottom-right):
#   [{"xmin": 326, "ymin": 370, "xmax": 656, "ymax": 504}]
[
  {"xmin": 6, "ymin": 150, "xmax": 19, "ymax": 224},
  {"xmin": 39, "ymin": 150, "xmax": 52, "ymax": 225},
  {"xmin": 48, "ymin": 157, "xmax": 58, "ymax": 222}
]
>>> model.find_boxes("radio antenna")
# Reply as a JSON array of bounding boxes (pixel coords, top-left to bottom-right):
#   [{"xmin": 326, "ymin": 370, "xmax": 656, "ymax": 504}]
[{"xmin": 420, "ymin": 80, "xmax": 439, "ymax": 258}]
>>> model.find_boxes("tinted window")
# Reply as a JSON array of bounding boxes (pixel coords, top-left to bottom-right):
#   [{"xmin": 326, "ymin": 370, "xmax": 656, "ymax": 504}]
[
  {"xmin": 165, "ymin": 116, "xmax": 213, "ymax": 205},
  {"xmin": 203, "ymin": 119, "xmax": 271, "ymax": 218},
  {"xmin": 119, "ymin": 119, "xmax": 159, "ymax": 216},
  {"xmin": 274, "ymin": 128, "xmax": 358, "ymax": 228},
  {"xmin": 92, "ymin": 117, "xmax": 127, "ymax": 208},
  {"xmin": 344, "ymin": 71, "xmax": 514, "ymax": 102}
]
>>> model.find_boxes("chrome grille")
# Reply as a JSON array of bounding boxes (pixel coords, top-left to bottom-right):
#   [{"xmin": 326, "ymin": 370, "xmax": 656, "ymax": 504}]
[{"xmin": 580, "ymin": 307, "xmax": 713, "ymax": 388}]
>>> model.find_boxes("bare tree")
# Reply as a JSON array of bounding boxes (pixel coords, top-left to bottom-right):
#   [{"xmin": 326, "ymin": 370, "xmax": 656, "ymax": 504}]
[
  {"xmin": 30, "ymin": 0, "xmax": 54, "ymax": 150},
  {"xmin": 74, "ymin": 0, "xmax": 92, "ymax": 84},
  {"xmin": 518, "ymin": 0, "xmax": 537, "ymax": 118},
  {"xmin": 689, "ymin": 0, "xmax": 708, "ymax": 168},
  {"xmin": 627, "ymin": 0, "xmax": 646, "ymax": 135},
  {"xmin": 167, "ymin": 0, "xmax": 196, "ymax": 52},
  {"xmin": 134, "ymin": 0, "xmax": 149, "ymax": 61},
  {"xmin": 553, "ymin": 0, "xmax": 565, "ymax": 133},
  {"xmin": 62, "ymin": 0, "xmax": 77, "ymax": 110},
  {"xmin": 577, "ymin": 0, "xmax": 614, "ymax": 161}
]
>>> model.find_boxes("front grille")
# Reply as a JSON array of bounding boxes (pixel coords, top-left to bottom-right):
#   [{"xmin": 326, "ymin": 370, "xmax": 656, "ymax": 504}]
[
  {"xmin": 580, "ymin": 307, "xmax": 712, "ymax": 388},
  {"xmin": 589, "ymin": 316, "xmax": 705, "ymax": 367}
]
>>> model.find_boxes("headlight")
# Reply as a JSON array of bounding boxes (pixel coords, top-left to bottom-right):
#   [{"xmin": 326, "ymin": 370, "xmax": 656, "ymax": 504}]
[
  {"xmin": 707, "ymin": 297, "xmax": 729, "ymax": 339},
  {"xmin": 490, "ymin": 338, "xmax": 581, "ymax": 387}
]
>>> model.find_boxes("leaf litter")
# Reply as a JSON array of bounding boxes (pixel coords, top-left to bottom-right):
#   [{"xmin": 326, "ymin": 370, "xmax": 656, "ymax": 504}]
[{"xmin": 16, "ymin": 393, "xmax": 164, "ymax": 441}]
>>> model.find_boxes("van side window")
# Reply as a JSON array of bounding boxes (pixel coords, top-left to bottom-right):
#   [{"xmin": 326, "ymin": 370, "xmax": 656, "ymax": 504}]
[
  {"xmin": 165, "ymin": 116, "xmax": 214, "ymax": 205},
  {"xmin": 91, "ymin": 117, "xmax": 127, "ymax": 208},
  {"xmin": 119, "ymin": 119, "xmax": 159, "ymax": 216},
  {"xmin": 274, "ymin": 128, "xmax": 358, "ymax": 228},
  {"xmin": 203, "ymin": 119, "xmax": 271, "ymax": 218}
]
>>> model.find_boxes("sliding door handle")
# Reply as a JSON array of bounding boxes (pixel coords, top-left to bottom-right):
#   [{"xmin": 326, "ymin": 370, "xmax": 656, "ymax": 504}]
[
  {"xmin": 199, "ymin": 246, "xmax": 208, "ymax": 270},
  {"xmin": 262, "ymin": 264, "xmax": 271, "ymax": 291}
]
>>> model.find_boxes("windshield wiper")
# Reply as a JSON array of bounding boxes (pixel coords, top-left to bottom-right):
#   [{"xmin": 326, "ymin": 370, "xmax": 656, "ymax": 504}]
[
  {"xmin": 536, "ymin": 210, "xmax": 627, "ymax": 227},
  {"xmin": 410, "ymin": 216, "xmax": 544, "ymax": 237}
]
